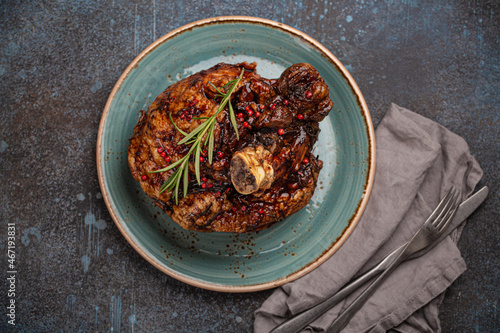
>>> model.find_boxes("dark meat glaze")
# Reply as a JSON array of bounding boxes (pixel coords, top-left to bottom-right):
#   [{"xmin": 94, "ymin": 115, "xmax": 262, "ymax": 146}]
[{"xmin": 128, "ymin": 62, "xmax": 333, "ymax": 232}]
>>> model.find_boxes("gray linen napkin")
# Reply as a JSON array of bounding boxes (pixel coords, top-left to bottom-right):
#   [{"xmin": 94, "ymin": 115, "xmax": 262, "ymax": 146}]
[{"xmin": 254, "ymin": 103, "xmax": 483, "ymax": 333}]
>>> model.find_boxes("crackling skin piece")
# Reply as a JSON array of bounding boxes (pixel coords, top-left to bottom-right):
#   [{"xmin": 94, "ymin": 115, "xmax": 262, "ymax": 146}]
[{"xmin": 128, "ymin": 62, "xmax": 333, "ymax": 232}]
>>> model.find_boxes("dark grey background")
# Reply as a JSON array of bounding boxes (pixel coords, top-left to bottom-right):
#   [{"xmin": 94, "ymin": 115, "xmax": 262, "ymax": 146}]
[{"xmin": 1, "ymin": 1, "xmax": 498, "ymax": 332}]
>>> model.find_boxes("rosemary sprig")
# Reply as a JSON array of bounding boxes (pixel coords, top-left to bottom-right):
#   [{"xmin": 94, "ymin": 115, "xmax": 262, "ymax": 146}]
[{"xmin": 150, "ymin": 68, "xmax": 244, "ymax": 204}]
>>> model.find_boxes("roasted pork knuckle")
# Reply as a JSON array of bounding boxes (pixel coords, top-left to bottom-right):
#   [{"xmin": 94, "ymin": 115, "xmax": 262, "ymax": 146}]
[{"xmin": 128, "ymin": 62, "xmax": 333, "ymax": 232}]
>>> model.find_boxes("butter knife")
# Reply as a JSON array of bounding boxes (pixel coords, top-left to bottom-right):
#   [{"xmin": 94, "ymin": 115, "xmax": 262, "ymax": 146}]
[{"xmin": 270, "ymin": 186, "xmax": 488, "ymax": 333}]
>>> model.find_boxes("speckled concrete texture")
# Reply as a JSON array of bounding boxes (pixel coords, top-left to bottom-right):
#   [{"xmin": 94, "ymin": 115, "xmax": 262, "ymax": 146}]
[{"xmin": 0, "ymin": 1, "xmax": 498, "ymax": 332}]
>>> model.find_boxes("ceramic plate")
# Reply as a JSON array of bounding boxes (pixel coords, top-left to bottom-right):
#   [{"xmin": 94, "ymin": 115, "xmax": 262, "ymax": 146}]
[{"xmin": 97, "ymin": 16, "xmax": 375, "ymax": 292}]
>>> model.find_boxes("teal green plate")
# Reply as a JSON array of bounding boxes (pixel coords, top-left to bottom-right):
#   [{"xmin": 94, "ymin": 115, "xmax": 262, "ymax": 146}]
[{"xmin": 97, "ymin": 16, "xmax": 375, "ymax": 292}]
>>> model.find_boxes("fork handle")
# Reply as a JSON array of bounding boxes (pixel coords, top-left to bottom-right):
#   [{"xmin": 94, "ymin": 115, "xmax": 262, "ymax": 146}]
[
  {"xmin": 270, "ymin": 270, "xmax": 380, "ymax": 333},
  {"xmin": 326, "ymin": 253, "xmax": 406, "ymax": 333},
  {"xmin": 270, "ymin": 245, "xmax": 406, "ymax": 333}
]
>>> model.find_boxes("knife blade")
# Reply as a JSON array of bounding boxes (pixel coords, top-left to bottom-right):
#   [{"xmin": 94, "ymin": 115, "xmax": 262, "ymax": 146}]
[
  {"xmin": 408, "ymin": 186, "xmax": 488, "ymax": 259},
  {"xmin": 270, "ymin": 186, "xmax": 489, "ymax": 333}
]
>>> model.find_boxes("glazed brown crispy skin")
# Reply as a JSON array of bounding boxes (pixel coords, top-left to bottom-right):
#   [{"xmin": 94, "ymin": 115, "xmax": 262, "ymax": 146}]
[{"xmin": 128, "ymin": 62, "xmax": 333, "ymax": 232}]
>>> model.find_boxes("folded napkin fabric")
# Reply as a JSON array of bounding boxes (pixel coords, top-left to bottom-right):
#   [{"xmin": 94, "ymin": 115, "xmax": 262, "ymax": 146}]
[{"xmin": 254, "ymin": 103, "xmax": 483, "ymax": 333}]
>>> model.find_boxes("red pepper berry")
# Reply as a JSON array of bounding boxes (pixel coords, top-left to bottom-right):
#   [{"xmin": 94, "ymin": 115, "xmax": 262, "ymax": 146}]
[
  {"xmin": 243, "ymin": 122, "xmax": 249, "ymax": 128},
  {"xmin": 232, "ymin": 207, "xmax": 237, "ymax": 212},
  {"xmin": 201, "ymin": 183, "xmax": 207, "ymax": 189},
  {"xmin": 208, "ymin": 183, "xmax": 213, "ymax": 188},
  {"xmin": 254, "ymin": 111, "xmax": 261, "ymax": 118},
  {"xmin": 141, "ymin": 175, "xmax": 148, "ymax": 181},
  {"xmin": 217, "ymin": 151, "xmax": 224, "ymax": 158},
  {"xmin": 202, "ymin": 176, "xmax": 207, "ymax": 182},
  {"xmin": 259, "ymin": 104, "xmax": 265, "ymax": 110},
  {"xmin": 160, "ymin": 151, "xmax": 166, "ymax": 157},
  {"xmin": 241, "ymin": 206, "xmax": 247, "ymax": 211},
  {"xmin": 258, "ymin": 208, "xmax": 264, "ymax": 214},
  {"xmin": 237, "ymin": 113, "xmax": 243, "ymax": 119},
  {"xmin": 226, "ymin": 188, "xmax": 232, "ymax": 194},
  {"xmin": 164, "ymin": 156, "xmax": 171, "ymax": 163},
  {"xmin": 202, "ymin": 150, "xmax": 208, "ymax": 156},
  {"xmin": 199, "ymin": 156, "xmax": 204, "ymax": 162},
  {"xmin": 303, "ymin": 158, "xmax": 309, "ymax": 164},
  {"xmin": 297, "ymin": 114, "xmax": 304, "ymax": 120},
  {"xmin": 283, "ymin": 99, "xmax": 289, "ymax": 105},
  {"xmin": 278, "ymin": 128, "xmax": 285, "ymax": 135},
  {"xmin": 247, "ymin": 110, "xmax": 253, "ymax": 117},
  {"xmin": 216, "ymin": 191, "xmax": 221, "ymax": 196},
  {"xmin": 245, "ymin": 106, "xmax": 251, "ymax": 112},
  {"xmin": 157, "ymin": 147, "xmax": 164, "ymax": 153},
  {"xmin": 180, "ymin": 114, "xmax": 185, "ymax": 120},
  {"xmin": 270, "ymin": 103, "xmax": 276, "ymax": 110},
  {"xmin": 305, "ymin": 91, "xmax": 313, "ymax": 98}
]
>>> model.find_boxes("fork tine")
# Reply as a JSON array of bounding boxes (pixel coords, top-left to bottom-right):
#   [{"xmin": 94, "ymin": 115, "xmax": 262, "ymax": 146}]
[
  {"xmin": 434, "ymin": 189, "xmax": 461, "ymax": 231},
  {"xmin": 426, "ymin": 188, "xmax": 455, "ymax": 224},
  {"xmin": 323, "ymin": 187, "xmax": 462, "ymax": 333},
  {"xmin": 432, "ymin": 189, "xmax": 456, "ymax": 225}
]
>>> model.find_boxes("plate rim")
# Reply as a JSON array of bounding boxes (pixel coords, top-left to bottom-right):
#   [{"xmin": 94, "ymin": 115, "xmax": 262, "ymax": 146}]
[{"xmin": 96, "ymin": 15, "xmax": 376, "ymax": 292}]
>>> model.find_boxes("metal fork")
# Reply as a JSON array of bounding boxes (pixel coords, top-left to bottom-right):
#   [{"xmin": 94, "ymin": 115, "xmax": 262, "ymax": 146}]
[{"xmin": 326, "ymin": 187, "xmax": 461, "ymax": 333}]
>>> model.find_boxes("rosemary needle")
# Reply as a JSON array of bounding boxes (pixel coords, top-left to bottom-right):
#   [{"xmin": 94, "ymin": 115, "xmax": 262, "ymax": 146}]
[{"xmin": 150, "ymin": 68, "xmax": 244, "ymax": 204}]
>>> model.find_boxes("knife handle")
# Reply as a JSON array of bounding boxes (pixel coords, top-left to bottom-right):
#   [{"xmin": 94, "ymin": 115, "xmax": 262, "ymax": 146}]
[
  {"xmin": 269, "ymin": 246, "xmax": 405, "ymax": 333},
  {"xmin": 270, "ymin": 186, "xmax": 488, "ymax": 333}
]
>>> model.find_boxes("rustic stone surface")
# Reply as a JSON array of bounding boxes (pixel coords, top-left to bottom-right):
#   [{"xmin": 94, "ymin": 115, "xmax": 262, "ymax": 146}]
[{"xmin": 0, "ymin": 1, "xmax": 498, "ymax": 332}]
